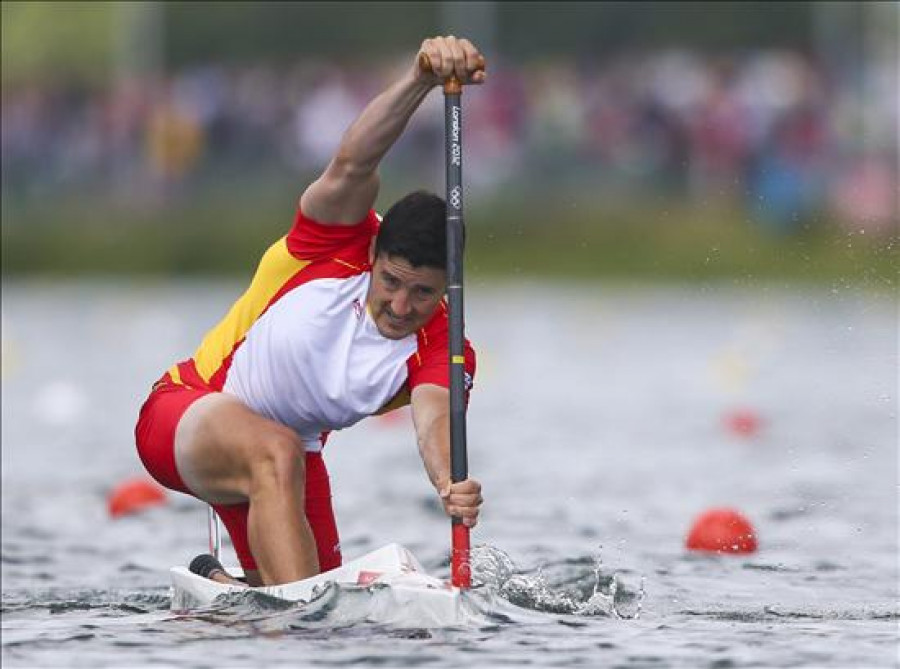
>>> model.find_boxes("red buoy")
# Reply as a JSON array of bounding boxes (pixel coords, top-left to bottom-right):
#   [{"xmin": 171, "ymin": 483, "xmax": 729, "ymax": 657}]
[
  {"xmin": 724, "ymin": 409, "xmax": 762, "ymax": 438},
  {"xmin": 686, "ymin": 508, "xmax": 758, "ymax": 554},
  {"xmin": 108, "ymin": 478, "xmax": 167, "ymax": 518}
]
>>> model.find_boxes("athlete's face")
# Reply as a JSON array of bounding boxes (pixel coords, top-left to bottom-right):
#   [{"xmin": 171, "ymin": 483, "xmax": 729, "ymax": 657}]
[{"xmin": 367, "ymin": 253, "xmax": 446, "ymax": 340}]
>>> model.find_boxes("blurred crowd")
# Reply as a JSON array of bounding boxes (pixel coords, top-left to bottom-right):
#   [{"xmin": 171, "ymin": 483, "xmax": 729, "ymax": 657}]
[{"xmin": 2, "ymin": 49, "xmax": 897, "ymax": 234}]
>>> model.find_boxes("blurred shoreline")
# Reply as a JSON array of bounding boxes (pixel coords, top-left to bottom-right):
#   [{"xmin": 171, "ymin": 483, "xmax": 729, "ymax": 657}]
[
  {"xmin": 3, "ymin": 4, "xmax": 897, "ymax": 286},
  {"xmin": 2, "ymin": 190, "xmax": 896, "ymax": 289}
]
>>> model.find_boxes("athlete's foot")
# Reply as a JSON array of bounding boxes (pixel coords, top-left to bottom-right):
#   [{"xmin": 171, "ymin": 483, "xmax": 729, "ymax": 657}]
[{"xmin": 189, "ymin": 554, "xmax": 248, "ymax": 587}]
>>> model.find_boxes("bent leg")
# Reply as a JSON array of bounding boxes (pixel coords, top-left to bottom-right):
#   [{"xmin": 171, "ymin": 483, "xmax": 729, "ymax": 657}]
[
  {"xmin": 174, "ymin": 392, "xmax": 320, "ymax": 585},
  {"xmin": 212, "ymin": 450, "xmax": 342, "ymax": 587}
]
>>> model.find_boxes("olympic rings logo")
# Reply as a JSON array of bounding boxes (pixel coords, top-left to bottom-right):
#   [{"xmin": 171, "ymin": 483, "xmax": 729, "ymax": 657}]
[{"xmin": 449, "ymin": 186, "xmax": 461, "ymax": 209}]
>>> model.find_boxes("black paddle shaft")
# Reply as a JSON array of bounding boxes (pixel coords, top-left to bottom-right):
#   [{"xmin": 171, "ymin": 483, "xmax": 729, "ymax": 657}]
[
  {"xmin": 444, "ymin": 90, "xmax": 468, "ymax": 487},
  {"xmin": 419, "ymin": 50, "xmax": 484, "ymax": 588}
]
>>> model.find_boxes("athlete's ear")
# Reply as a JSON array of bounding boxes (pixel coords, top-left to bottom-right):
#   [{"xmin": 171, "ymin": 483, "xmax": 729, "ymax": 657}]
[{"xmin": 368, "ymin": 237, "xmax": 376, "ymax": 265}]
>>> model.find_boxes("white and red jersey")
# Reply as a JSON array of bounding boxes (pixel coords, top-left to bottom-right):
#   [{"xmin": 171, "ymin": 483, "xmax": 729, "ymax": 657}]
[{"xmin": 159, "ymin": 208, "xmax": 476, "ymax": 451}]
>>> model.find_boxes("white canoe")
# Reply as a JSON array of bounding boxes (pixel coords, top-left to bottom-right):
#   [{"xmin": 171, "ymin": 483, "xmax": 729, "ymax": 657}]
[{"xmin": 170, "ymin": 543, "xmax": 481, "ymax": 628}]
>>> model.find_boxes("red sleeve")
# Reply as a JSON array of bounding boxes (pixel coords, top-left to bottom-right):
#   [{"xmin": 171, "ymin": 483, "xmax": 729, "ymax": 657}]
[
  {"xmin": 285, "ymin": 207, "xmax": 379, "ymax": 265},
  {"xmin": 407, "ymin": 304, "xmax": 477, "ymax": 399}
]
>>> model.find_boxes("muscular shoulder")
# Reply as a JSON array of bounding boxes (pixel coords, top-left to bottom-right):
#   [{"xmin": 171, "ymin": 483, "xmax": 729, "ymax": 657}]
[{"xmin": 285, "ymin": 207, "xmax": 380, "ymax": 267}]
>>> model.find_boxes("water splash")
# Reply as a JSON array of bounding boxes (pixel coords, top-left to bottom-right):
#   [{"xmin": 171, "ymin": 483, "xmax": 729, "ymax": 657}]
[{"xmin": 470, "ymin": 544, "xmax": 644, "ymax": 619}]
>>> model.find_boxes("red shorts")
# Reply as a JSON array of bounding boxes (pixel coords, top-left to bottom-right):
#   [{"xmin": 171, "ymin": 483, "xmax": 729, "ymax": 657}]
[{"xmin": 135, "ymin": 378, "xmax": 342, "ymax": 573}]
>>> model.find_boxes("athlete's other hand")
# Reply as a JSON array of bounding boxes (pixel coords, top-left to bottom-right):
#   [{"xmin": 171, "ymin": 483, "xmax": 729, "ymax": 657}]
[
  {"xmin": 439, "ymin": 478, "xmax": 482, "ymax": 528},
  {"xmin": 416, "ymin": 36, "xmax": 486, "ymax": 87}
]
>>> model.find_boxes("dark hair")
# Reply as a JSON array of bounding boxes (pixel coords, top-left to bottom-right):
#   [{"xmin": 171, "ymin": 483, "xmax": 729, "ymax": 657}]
[{"xmin": 375, "ymin": 190, "xmax": 447, "ymax": 269}]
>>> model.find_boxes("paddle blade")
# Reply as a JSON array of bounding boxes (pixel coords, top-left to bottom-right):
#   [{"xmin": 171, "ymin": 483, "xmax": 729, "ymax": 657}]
[{"xmin": 451, "ymin": 523, "xmax": 471, "ymax": 588}]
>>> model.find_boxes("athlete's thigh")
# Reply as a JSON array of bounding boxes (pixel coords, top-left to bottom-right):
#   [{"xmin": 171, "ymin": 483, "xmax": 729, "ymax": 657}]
[{"xmin": 173, "ymin": 392, "xmax": 296, "ymax": 505}]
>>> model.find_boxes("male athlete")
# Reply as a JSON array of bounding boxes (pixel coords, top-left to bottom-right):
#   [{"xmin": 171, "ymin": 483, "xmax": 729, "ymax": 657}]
[{"xmin": 135, "ymin": 37, "xmax": 485, "ymax": 587}]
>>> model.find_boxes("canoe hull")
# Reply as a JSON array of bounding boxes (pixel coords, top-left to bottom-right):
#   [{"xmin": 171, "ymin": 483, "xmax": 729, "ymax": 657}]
[{"xmin": 170, "ymin": 543, "xmax": 471, "ymax": 627}]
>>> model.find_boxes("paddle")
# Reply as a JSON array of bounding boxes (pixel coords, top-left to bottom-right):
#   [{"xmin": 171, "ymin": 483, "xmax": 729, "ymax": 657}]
[{"xmin": 419, "ymin": 52, "xmax": 484, "ymax": 590}]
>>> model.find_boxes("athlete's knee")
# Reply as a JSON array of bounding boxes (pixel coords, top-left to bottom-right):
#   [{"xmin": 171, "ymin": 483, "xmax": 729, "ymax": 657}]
[{"xmin": 249, "ymin": 429, "xmax": 306, "ymax": 494}]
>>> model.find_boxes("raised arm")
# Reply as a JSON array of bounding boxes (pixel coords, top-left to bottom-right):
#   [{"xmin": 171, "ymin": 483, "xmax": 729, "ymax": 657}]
[{"xmin": 299, "ymin": 36, "xmax": 486, "ymax": 225}]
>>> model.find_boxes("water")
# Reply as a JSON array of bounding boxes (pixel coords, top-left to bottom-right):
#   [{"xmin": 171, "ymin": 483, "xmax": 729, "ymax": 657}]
[{"xmin": 2, "ymin": 278, "xmax": 897, "ymax": 667}]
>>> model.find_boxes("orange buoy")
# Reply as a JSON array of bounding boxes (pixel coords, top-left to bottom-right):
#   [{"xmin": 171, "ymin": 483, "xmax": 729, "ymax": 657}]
[
  {"xmin": 724, "ymin": 409, "xmax": 762, "ymax": 438},
  {"xmin": 108, "ymin": 478, "xmax": 167, "ymax": 518},
  {"xmin": 686, "ymin": 508, "xmax": 758, "ymax": 554}
]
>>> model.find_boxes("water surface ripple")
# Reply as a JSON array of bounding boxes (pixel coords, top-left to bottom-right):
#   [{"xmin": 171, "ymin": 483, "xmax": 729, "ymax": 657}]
[{"xmin": 2, "ymin": 280, "xmax": 896, "ymax": 667}]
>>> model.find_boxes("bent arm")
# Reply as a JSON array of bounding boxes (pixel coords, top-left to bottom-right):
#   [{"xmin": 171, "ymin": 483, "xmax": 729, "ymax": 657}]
[
  {"xmin": 411, "ymin": 383, "xmax": 481, "ymax": 527},
  {"xmin": 411, "ymin": 383, "xmax": 453, "ymax": 491}
]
